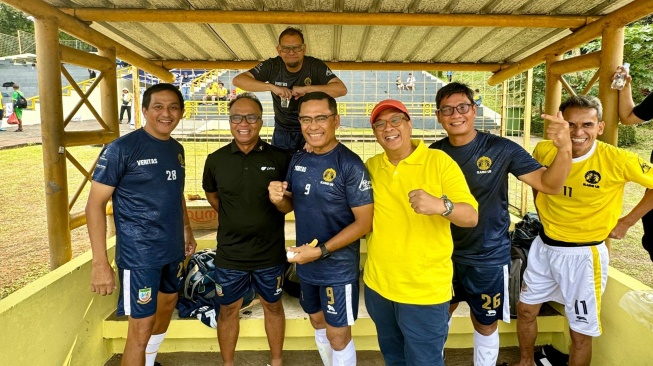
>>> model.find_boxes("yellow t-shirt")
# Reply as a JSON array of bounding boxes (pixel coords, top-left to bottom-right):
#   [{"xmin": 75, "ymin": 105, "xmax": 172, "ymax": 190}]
[
  {"xmin": 217, "ymin": 86, "xmax": 228, "ymax": 98},
  {"xmin": 364, "ymin": 140, "xmax": 478, "ymax": 304},
  {"xmin": 206, "ymin": 85, "xmax": 218, "ymax": 96},
  {"xmin": 534, "ymin": 140, "xmax": 653, "ymax": 242}
]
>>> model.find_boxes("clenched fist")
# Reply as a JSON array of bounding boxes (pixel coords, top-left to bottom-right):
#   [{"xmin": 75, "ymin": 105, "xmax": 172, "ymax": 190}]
[
  {"xmin": 269, "ymin": 181, "xmax": 288, "ymax": 204},
  {"xmin": 408, "ymin": 189, "xmax": 442, "ymax": 215}
]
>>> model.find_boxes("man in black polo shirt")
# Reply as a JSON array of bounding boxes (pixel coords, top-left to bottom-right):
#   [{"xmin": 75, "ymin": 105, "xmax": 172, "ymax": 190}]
[{"xmin": 202, "ymin": 93, "xmax": 292, "ymax": 366}]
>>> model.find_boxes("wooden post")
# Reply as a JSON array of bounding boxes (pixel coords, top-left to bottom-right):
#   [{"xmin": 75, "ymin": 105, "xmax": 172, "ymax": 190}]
[
  {"xmin": 544, "ymin": 54, "xmax": 563, "ymax": 131},
  {"xmin": 599, "ymin": 26, "xmax": 624, "ymax": 146},
  {"xmin": 35, "ymin": 17, "xmax": 71, "ymax": 269},
  {"xmin": 99, "ymin": 47, "xmax": 119, "ymax": 134},
  {"xmin": 132, "ymin": 66, "xmax": 142, "ymax": 129}
]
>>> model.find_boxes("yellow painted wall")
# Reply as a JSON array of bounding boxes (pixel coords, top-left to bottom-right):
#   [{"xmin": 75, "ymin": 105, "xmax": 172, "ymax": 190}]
[
  {"xmin": 593, "ymin": 267, "xmax": 653, "ymax": 365},
  {"xmin": 0, "ymin": 242, "xmax": 118, "ymax": 366}
]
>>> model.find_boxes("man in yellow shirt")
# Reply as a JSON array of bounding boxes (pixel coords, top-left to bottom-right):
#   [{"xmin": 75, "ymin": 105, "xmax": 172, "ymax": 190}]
[
  {"xmin": 216, "ymin": 81, "xmax": 229, "ymax": 101},
  {"xmin": 364, "ymin": 99, "xmax": 478, "ymax": 366},
  {"xmin": 203, "ymin": 82, "xmax": 219, "ymax": 102},
  {"xmin": 516, "ymin": 95, "xmax": 653, "ymax": 366}
]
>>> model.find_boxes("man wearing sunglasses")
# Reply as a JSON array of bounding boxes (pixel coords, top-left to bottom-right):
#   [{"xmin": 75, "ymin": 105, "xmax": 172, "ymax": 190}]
[
  {"xmin": 269, "ymin": 92, "xmax": 373, "ymax": 366},
  {"xmin": 430, "ymin": 82, "xmax": 572, "ymax": 366},
  {"xmin": 233, "ymin": 27, "xmax": 347, "ymax": 152},
  {"xmin": 202, "ymin": 93, "xmax": 292, "ymax": 366}
]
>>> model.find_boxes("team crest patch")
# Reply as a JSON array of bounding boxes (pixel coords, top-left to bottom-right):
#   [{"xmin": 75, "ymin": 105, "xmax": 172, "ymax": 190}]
[
  {"xmin": 323, "ymin": 168, "xmax": 337, "ymax": 182},
  {"xmin": 583, "ymin": 170, "xmax": 601, "ymax": 188},
  {"xmin": 304, "ymin": 77, "xmax": 312, "ymax": 86},
  {"xmin": 476, "ymin": 156, "xmax": 492, "ymax": 173},
  {"xmin": 640, "ymin": 158, "xmax": 652, "ymax": 174},
  {"xmin": 137, "ymin": 287, "xmax": 152, "ymax": 304},
  {"xmin": 178, "ymin": 154, "xmax": 185, "ymax": 167},
  {"xmin": 216, "ymin": 284, "xmax": 223, "ymax": 297}
]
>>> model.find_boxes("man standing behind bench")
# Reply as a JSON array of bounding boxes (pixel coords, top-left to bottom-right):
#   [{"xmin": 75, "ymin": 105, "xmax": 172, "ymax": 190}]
[{"xmin": 233, "ymin": 27, "xmax": 347, "ymax": 152}]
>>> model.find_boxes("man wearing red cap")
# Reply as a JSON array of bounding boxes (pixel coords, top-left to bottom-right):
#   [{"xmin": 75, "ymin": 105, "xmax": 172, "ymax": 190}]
[{"xmin": 363, "ymin": 99, "xmax": 479, "ymax": 366}]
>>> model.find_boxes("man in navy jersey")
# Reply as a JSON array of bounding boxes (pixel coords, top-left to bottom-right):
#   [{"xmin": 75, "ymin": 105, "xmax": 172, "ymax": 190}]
[
  {"xmin": 430, "ymin": 82, "xmax": 572, "ymax": 366},
  {"xmin": 268, "ymin": 92, "xmax": 373, "ymax": 366},
  {"xmin": 202, "ymin": 93, "xmax": 291, "ymax": 366},
  {"xmin": 233, "ymin": 27, "xmax": 347, "ymax": 152},
  {"xmin": 86, "ymin": 83, "xmax": 197, "ymax": 366}
]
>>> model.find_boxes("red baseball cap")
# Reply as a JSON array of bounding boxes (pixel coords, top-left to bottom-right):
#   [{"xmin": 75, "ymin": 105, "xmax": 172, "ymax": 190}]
[{"xmin": 370, "ymin": 100, "xmax": 411, "ymax": 125}]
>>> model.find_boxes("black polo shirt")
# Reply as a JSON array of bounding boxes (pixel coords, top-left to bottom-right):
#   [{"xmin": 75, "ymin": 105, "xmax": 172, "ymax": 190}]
[{"xmin": 202, "ymin": 139, "xmax": 292, "ymax": 270}]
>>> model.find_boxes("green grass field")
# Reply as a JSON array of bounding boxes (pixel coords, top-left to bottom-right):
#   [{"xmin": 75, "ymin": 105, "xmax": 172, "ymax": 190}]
[{"xmin": 1, "ymin": 127, "xmax": 653, "ymax": 298}]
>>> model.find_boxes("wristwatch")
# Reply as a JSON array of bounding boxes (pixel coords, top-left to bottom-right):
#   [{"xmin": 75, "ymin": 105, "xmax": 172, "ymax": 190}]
[
  {"xmin": 318, "ymin": 243, "xmax": 331, "ymax": 260},
  {"xmin": 441, "ymin": 195, "xmax": 454, "ymax": 217}
]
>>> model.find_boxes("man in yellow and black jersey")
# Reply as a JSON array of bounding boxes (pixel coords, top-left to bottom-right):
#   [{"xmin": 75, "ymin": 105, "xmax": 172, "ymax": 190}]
[{"xmin": 515, "ymin": 95, "xmax": 653, "ymax": 366}]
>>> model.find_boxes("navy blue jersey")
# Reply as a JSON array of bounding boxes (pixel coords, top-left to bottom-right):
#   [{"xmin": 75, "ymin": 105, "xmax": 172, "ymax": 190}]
[
  {"xmin": 286, "ymin": 143, "xmax": 373, "ymax": 286},
  {"xmin": 93, "ymin": 129, "xmax": 186, "ymax": 269},
  {"xmin": 633, "ymin": 93, "xmax": 653, "ymax": 122},
  {"xmin": 249, "ymin": 56, "xmax": 337, "ymax": 131},
  {"xmin": 430, "ymin": 132, "xmax": 541, "ymax": 265}
]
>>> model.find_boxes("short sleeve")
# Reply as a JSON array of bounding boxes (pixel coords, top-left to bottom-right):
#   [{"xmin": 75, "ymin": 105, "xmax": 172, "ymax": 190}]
[
  {"xmin": 440, "ymin": 155, "xmax": 478, "ymax": 211},
  {"xmin": 633, "ymin": 93, "xmax": 653, "ymax": 122},
  {"xmin": 623, "ymin": 151, "xmax": 653, "ymax": 189},
  {"xmin": 312, "ymin": 59, "xmax": 338, "ymax": 85},
  {"xmin": 507, "ymin": 141, "xmax": 542, "ymax": 177},
  {"xmin": 202, "ymin": 154, "xmax": 218, "ymax": 193},
  {"xmin": 249, "ymin": 59, "xmax": 274, "ymax": 83},
  {"xmin": 344, "ymin": 160, "xmax": 373, "ymax": 208},
  {"xmin": 92, "ymin": 144, "xmax": 125, "ymax": 188}
]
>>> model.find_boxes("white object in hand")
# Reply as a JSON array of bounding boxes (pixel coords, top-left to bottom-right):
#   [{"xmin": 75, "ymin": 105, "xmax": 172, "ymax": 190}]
[
  {"xmin": 611, "ymin": 63, "xmax": 630, "ymax": 90},
  {"xmin": 287, "ymin": 247, "xmax": 297, "ymax": 259}
]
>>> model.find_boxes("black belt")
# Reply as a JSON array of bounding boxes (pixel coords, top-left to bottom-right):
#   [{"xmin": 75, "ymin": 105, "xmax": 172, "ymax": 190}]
[{"xmin": 539, "ymin": 229, "xmax": 603, "ymax": 247}]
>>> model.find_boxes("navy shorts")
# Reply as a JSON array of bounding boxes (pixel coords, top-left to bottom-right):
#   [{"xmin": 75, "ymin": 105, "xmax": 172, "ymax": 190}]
[
  {"xmin": 117, "ymin": 257, "xmax": 185, "ymax": 319},
  {"xmin": 300, "ymin": 280, "xmax": 359, "ymax": 327},
  {"xmin": 451, "ymin": 261, "xmax": 510, "ymax": 325},
  {"xmin": 271, "ymin": 126, "xmax": 305, "ymax": 152},
  {"xmin": 213, "ymin": 264, "xmax": 285, "ymax": 306}
]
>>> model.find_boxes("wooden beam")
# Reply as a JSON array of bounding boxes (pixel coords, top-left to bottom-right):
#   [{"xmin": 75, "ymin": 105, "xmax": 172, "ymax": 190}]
[
  {"xmin": 488, "ymin": 0, "xmax": 653, "ymax": 85},
  {"xmin": 60, "ymin": 45, "xmax": 114, "ymax": 70},
  {"xmin": 60, "ymin": 9, "xmax": 598, "ymax": 28},
  {"xmin": 548, "ymin": 51, "xmax": 600, "ymax": 75},
  {"xmin": 2, "ymin": 0, "xmax": 174, "ymax": 82},
  {"xmin": 159, "ymin": 60, "xmax": 508, "ymax": 72}
]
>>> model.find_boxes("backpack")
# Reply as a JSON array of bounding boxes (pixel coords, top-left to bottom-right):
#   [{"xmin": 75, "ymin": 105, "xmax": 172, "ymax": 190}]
[
  {"xmin": 182, "ymin": 248, "xmax": 217, "ymax": 301},
  {"xmin": 508, "ymin": 212, "xmax": 541, "ymax": 318},
  {"xmin": 15, "ymin": 94, "xmax": 27, "ymax": 109}
]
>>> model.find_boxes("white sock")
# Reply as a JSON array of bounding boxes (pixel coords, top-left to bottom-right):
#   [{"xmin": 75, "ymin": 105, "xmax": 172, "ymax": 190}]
[
  {"xmin": 473, "ymin": 329, "xmax": 499, "ymax": 366},
  {"xmin": 315, "ymin": 328, "xmax": 333, "ymax": 366},
  {"xmin": 333, "ymin": 339, "xmax": 356, "ymax": 366},
  {"xmin": 145, "ymin": 332, "xmax": 167, "ymax": 366}
]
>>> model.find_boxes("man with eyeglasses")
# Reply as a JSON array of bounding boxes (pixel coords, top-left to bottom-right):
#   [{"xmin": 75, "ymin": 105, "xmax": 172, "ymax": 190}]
[
  {"xmin": 429, "ymin": 82, "xmax": 571, "ymax": 366},
  {"xmin": 364, "ymin": 99, "xmax": 478, "ymax": 366},
  {"xmin": 233, "ymin": 27, "xmax": 347, "ymax": 152},
  {"xmin": 202, "ymin": 93, "xmax": 292, "ymax": 366},
  {"xmin": 269, "ymin": 92, "xmax": 373, "ymax": 366}
]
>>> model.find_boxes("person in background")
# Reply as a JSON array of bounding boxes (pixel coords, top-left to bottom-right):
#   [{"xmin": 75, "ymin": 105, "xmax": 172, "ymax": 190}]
[
  {"xmin": 203, "ymin": 82, "xmax": 219, "ymax": 102},
  {"xmin": 233, "ymin": 27, "xmax": 347, "ymax": 152},
  {"xmin": 11, "ymin": 84, "xmax": 24, "ymax": 132},
  {"xmin": 217, "ymin": 82, "xmax": 229, "ymax": 101},
  {"xmin": 473, "ymin": 88, "xmax": 483, "ymax": 106},
  {"xmin": 406, "ymin": 73, "xmax": 416, "ymax": 91},
  {"xmin": 86, "ymin": 83, "xmax": 197, "ymax": 366},
  {"xmin": 119, "ymin": 87, "xmax": 133, "ymax": 124}
]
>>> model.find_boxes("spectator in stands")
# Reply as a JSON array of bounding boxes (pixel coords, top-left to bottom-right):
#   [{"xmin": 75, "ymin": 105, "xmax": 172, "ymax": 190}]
[
  {"xmin": 270, "ymin": 92, "xmax": 373, "ymax": 366},
  {"xmin": 430, "ymin": 82, "xmax": 571, "ymax": 366},
  {"xmin": 203, "ymin": 82, "xmax": 219, "ymax": 102},
  {"xmin": 473, "ymin": 88, "xmax": 483, "ymax": 106},
  {"xmin": 87, "ymin": 83, "xmax": 196, "ymax": 366},
  {"xmin": 515, "ymin": 95, "xmax": 653, "ymax": 366},
  {"xmin": 446, "ymin": 70, "xmax": 453, "ymax": 82},
  {"xmin": 396, "ymin": 76, "xmax": 405, "ymax": 91},
  {"xmin": 365, "ymin": 99, "xmax": 478, "ymax": 366},
  {"xmin": 181, "ymin": 72, "xmax": 193, "ymax": 101},
  {"xmin": 119, "ymin": 87, "xmax": 132, "ymax": 124},
  {"xmin": 614, "ymin": 65, "xmax": 653, "ymax": 261},
  {"xmin": 406, "ymin": 73, "xmax": 416, "ymax": 91},
  {"xmin": 216, "ymin": 81, "xmax": 229, "ymax": 101},
  {"xmin": 11, "ymin": 84, "xmax": 24, "ymax": 132},
  {"xmin": 0, "ymin": 98, "xmax": 4, "ymax": 132},
  {"xmin": 88, "ymin": 69, "xmax": 97, "ymax": 79},
  {"xmin": 203, "ymin": 93, "xmax": 291, "ymax": 366},
  {"xmin": 233, "ymin": 27, "xmax": 347, "ymax": 152}
]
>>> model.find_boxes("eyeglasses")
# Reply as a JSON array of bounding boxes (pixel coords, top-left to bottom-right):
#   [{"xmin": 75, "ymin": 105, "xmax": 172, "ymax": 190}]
[
  {"xmin": 373, "ymin": 115, "xmax": 407, "ymax": 130},
  {"xmin": 229, "ymin": 114, "xmax": 261, "ymax": 124},
  {"xmin": 299, "ymin": 114, "xmax": 335, "ymax": 126},
  {"xmin": 438, "ymin": 103, "xmax": 474, "ymax": 116},
  {"xmin": 279, "ymin": 45, "xmax": 304, "ymax": 54}
]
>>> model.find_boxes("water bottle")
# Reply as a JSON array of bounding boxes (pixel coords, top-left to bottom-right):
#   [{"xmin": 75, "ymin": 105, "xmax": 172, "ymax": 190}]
[{"xmin": 611, "ymin": 63, "xmax": 630, "ymax": 90}]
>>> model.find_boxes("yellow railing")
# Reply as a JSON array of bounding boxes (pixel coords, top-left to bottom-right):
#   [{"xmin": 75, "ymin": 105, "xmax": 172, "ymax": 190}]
[{"xmin": 190, "ymin": 69, "xmax": 224, "ymax": 94}]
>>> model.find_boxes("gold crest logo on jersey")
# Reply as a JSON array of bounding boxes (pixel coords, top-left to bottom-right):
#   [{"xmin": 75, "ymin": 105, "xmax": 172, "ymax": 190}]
[
  {"xmin": 304, "ymin": 77, "xmax": 312, "ymax": 86},
  {"xmin": 477, "ymin": 156, "xmax": 492, "ymax": 171},
  {"xmin": 323, "ymin": 168, "xmax": 337, "ymax": 182},
  {"xmin": 583, "ymin": 170, "xmax": 601, "ymax": 188},
  {"xmin": 178, "ymin": 153, "xmax": 185, "ymax": 168},
  {"xmin": 640, "ymin": 158, "xmax": 651, "ymax": 174}
]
